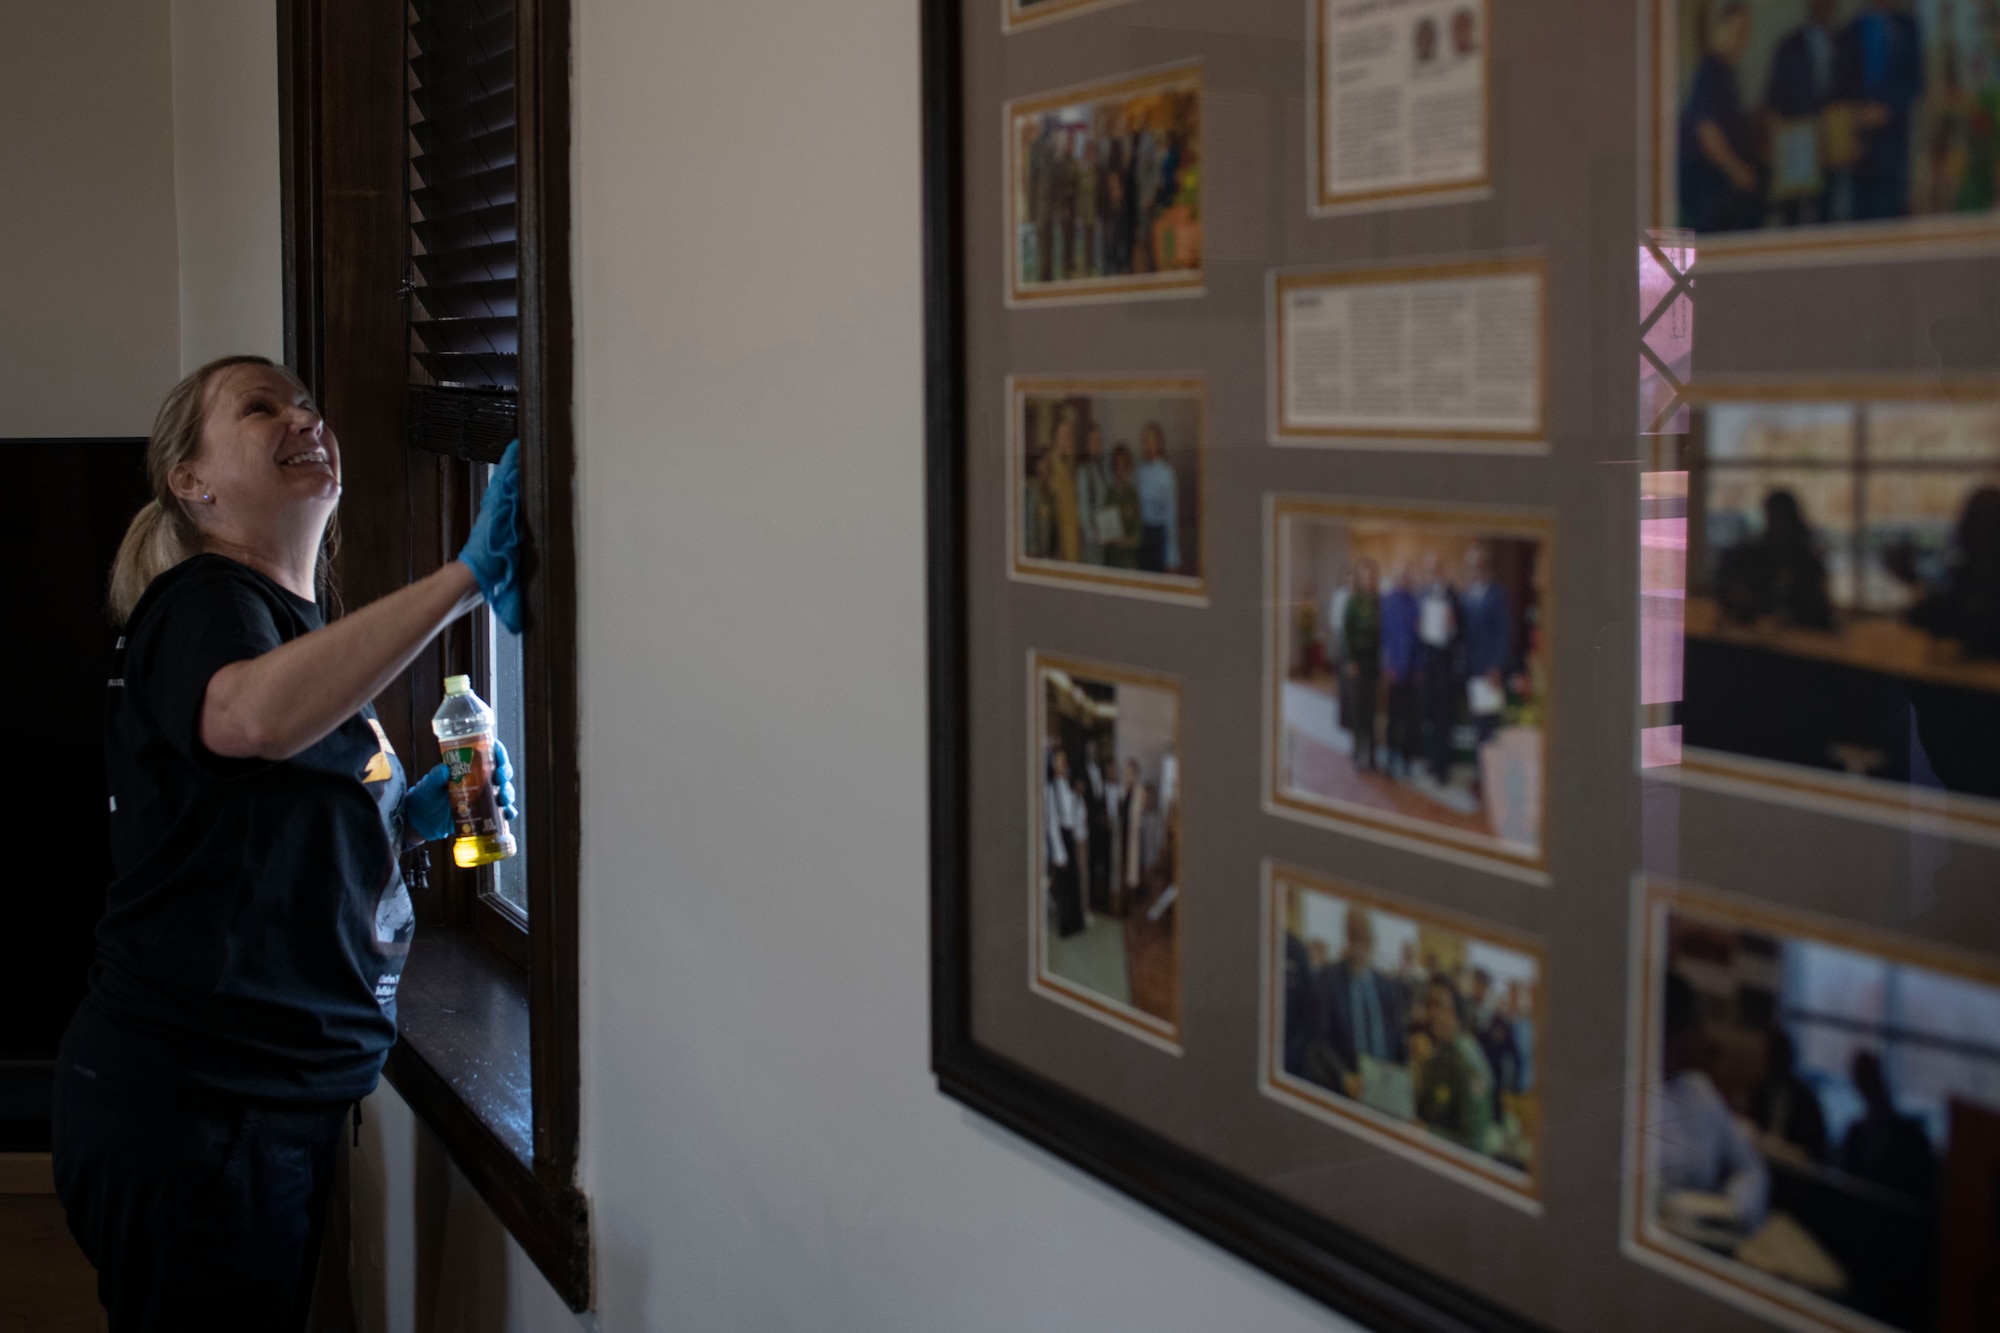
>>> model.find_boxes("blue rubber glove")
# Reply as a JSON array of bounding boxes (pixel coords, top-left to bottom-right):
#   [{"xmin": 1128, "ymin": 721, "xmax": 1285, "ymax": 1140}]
[
  {"xmin": 458, "ymin": 439, "xmax": 523, "ymax": 633},
  {"xmin": 403, "ymin": 739, "xmax": 518, "ymax": 844}
]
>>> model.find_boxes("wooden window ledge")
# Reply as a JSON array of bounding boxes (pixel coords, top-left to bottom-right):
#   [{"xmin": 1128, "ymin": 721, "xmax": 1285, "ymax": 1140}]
[{"xmin": 384, "ymin": 932, "xmax": 588, "ymax": 1308}]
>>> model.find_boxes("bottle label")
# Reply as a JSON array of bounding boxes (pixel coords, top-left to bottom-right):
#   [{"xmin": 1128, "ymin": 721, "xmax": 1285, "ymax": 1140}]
[{"xmin": 442, "ymin": 736, "xmax": 507, "ymax": 839}]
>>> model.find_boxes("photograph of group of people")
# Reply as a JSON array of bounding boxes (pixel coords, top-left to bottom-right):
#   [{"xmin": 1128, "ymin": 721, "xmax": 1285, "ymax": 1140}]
[
  {"xmin": 1271, "ymin": 500, "xmax": 1551, "ymax": 874},
  {"xmin": 1033, "ymin": 655, "xmax": 1183, "ymax": 1045},
  {"xmin": 1008, "ymin": 66, "xmax": 1202, "ymax": 301},
  {"xmin": 1634, "ymin": 883, "xmax": 2000, "ymax": 1332},
  {"xmin": 1675, "ymin": 398, "xmax": 2000, "ymax": 830},
  {"xmin": 1670, "ymin": 0, "xmax": 2000, "ymax": 241},
  {"xmin": 1267, "ymin": 868, "xmax": 1541, "ymax": 1197},
  {"xmin": 1010, "ymin": 378, "xmax": 1204, "ymax": 598}
]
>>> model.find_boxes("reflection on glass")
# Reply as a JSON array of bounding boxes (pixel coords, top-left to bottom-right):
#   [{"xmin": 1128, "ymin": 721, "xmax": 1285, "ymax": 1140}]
[
  {"xmin": 1641, "ymin": 470, "xmax": 1689, "ymax": 767},
  {"xmin": 1638, "ymin": 885, "xmax": 2000, "ymax": 1333},
  {"xmin": 489, "ymin": 491, "xmax": 529, "ymax": 919},
  {"xmin": 1667, "ymin": 0, "xmax": 2000, "ymax": 238},
  {"xmin": 1639, "ymin": 230, "xmax": 1695, "ymax": 435},
  {"xmin": 1673, "ymin": 397, "xmax": 2000, "ymax": 827}
]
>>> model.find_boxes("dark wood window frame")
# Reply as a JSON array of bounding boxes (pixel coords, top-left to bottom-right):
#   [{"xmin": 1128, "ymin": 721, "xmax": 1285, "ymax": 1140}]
[{"xmin": 278, "ymin": 0, "xmax": 586, "ymax": 1309}]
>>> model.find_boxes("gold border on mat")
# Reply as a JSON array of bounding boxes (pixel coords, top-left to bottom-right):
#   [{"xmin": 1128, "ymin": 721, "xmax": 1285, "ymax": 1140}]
[
  {"xmin": 1003, "ymin": 0, "xmax": 1133, "ymax": 33},
  {"xmin": 1646, "ymin": 0, "xmax": 2000, "ymax": 269},
  {"xmin": 1309, "ymin": 0, "xmax": 1493, "ymax": 215},
  {"xmin": 1006, "ymin": 375, "xmax": 1210, "ymax": 605},
  {"xmin": 1259, "ymin": 861, "xmax": 1546, "ymax": 1209},
  {"xmin": 1269, "ymin": 257, "xmax": 1549, "ymax": 449},
  {"xmin": 1004, "ymin": 63, "xmax": 1206, "ymax": 308},
  {"xmin": 1028, "ymin": 650, "xmax": 1186, "ymax": 1052},
  {"xmin": 1623, "ymin": 877, "xmax": 2000, "ymax": 1333},
  {"xmin": 1265, "ymin": 496, "xmax": 1555, "ymax": 880}
]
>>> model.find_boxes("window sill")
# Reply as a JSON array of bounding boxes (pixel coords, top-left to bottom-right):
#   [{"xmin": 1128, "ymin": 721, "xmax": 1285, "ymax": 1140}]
[{"xmin": 383, "ymin": 930, "xmax": 589, "ymax": 1309}]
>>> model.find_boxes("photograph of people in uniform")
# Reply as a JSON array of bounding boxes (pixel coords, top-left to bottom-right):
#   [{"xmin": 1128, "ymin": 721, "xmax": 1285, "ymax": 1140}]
[
  {"xmin": 1010, "ymin": 377, "xmax": 1204, "ymax": 600},
  {"xmin": 1665, "ymin": 396, "xmax": 2000, "ymax": 836},
  {"xmin": 1007, "ymin": 65, "xmax": 1202, "ymax": 303},
  {"xmin": 1632, "ymin": 882, "xmax": 2000, "ymax": 1333},
  {"xmin": 1270, "ymin": 500, "xmax": 1552, "ymax": 876},
  {"xmin": 1666, "ymin": 0, "xmax": 2000, "ymax": 243},
  {"xmin": 1265, "ymin": 867, "xmax": 1542, "ymax": 1201},
  {"xmin": 1032, "ymin": 654, "xmax": 1182, "ymax": 1047}
]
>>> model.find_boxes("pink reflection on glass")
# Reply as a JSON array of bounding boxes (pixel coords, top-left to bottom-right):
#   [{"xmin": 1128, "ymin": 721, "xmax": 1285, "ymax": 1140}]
[
  {"xmin": 1639, "ymin": 231, "xmax": 1694, "ymax": 436},
  {"xmin": 1641, "ymin": 471, "xmax": 1687, "ymax": 766}
]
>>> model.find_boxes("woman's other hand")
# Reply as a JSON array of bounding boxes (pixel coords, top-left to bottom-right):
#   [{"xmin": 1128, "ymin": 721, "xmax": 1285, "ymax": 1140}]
[
  {"xmin": 458, "ymin": 440, "xmax": 523, "ymax": 633},
  {"xmin": 402, "ymin": 739, "xmax": 518, "ymax": 844}
]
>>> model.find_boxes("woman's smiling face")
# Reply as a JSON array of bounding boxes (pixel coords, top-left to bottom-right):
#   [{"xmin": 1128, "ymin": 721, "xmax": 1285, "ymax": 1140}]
[{"xmin": 175, "ymin": 362, "xmax": 342, "ymax": 521}]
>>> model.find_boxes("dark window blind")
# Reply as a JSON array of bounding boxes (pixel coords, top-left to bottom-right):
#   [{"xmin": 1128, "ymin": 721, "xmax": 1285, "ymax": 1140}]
[{"xmin": 407, "ymin": 0, "xmax": 518, "ymax": 462}]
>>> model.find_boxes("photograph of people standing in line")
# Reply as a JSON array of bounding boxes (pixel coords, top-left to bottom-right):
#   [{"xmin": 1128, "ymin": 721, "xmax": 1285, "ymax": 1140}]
[
  {"xmin": 1269, "ymin": 499, "xmax": 1552, "ymax": 877},
  {"xmin": 1632, "ymin": 881, "xmax": 2000, "ymax": 1333},
  {"xmin": 1263, "ymin": 866, "xmax": 1543, "ymax": 1202},
  {"xmin": 1663, "ymin": 0, "xmax": 2000, "ymax": 248},
  {"xmin": 1010, "ymin": 377, "xmax": 1205, "ymax": 601},
  {"xmin": 1032, "ymin": 654, "xmax": 1182, "ymax": 1048},
  {"xmin": 1007, "ymin": 64, "xmax": 1202, "ymax": 303}
]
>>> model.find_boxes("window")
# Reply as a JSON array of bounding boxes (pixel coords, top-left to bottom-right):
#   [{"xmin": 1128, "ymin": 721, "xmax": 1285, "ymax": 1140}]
[
  {"xmin": 1784, "ymin": 936, "xmax": 2000, "ymax": 1153},
  {"xmin": 1691, "ymin": 400, "xmax": 2000, "ymax": 617},
  {"xmin": 485, "ymin": 588, "xmax": 530, "ymax": 919},
  {"xmin": 406, "ymin": 0, "xmax": 520, "ymax": 455},
  {"xmin": 281, "ymin": 0, "xmax": 582, "ymax": 1307},
  {"xmin": 407, "ymin": 0, "xmax": 530, "ymax": 940}
]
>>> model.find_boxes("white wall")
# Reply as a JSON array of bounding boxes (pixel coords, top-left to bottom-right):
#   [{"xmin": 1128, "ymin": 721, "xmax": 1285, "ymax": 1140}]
[
  {"xmin": 562, "ymin": 0, "xmax": 1354, "ymax": 1328},
  {"xmin": 0, "ymin": 0, "xmax": 280, "ymax": 437},
  {"xmin": 168, "ymin": 0, "xmax": 284, "ymax": 370},
  {"xmin": 348, "ymin": 0, "xmax": 1362, "ymax": 1327},
  {"xmin": 0, "ymin": 0, "xmax": 180, "ymax": 438}
]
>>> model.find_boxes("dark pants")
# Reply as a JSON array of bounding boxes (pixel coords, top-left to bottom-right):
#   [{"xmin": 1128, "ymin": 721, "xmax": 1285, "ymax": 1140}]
[
  {"xmin": 1346, "ymin": 665, "xmax": 1379, "ymax": 770},
  {"xmin": 52, "ymin": 1053, "xmax": 346, "ymax": 1333},
  {"xmin": 1139, "ymin": 523, "xmax": 1169, "ymax": 573},
  {"xmin": 1418, "ymin": 646, "xmax": 1457, "ymax": 782},
  {"xmin": 1386, "ymin": 674, "xmax": 1417, "ymax": 769},
  {"xmin": 1851, "ymin": 167, "xmax": 1908, "ymax": 221},
  {"xmin": 1051, "ymin": 832, "xmax": 1084, "ymax": 937},
  {"xmin": 1086, "ymin": 813, "xmax": 1112, "ymax": 914}
]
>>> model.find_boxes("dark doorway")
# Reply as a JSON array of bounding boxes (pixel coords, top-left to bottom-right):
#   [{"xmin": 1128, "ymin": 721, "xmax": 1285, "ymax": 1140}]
[{"xmin": 0, "ymin": 438, "xmax": 149, "ymax": 1151}]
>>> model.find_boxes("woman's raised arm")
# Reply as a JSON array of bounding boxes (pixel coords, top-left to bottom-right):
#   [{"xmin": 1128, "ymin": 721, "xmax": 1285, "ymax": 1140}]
[{"xmin": 200, "ymin": 562, "xmax": 484, "ymax": 761}]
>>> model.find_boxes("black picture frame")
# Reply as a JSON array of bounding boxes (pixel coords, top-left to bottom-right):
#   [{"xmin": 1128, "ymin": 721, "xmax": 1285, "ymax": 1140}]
[{"xmin": 918, "ymin": 3, "xmax": 1540, "ymax": 1329}]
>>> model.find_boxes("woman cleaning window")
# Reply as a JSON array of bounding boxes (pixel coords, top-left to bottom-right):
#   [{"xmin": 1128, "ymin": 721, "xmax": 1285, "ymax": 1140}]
[{"xmin": 52, "ymin": 354, "xmax": 521, "ymax": 1330}]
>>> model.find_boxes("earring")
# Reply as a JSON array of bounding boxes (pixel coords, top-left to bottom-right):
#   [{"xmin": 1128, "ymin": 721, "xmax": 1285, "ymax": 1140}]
[{"xmin": 202, "ymin": 492, "xmax": 213, "ymax": 502}]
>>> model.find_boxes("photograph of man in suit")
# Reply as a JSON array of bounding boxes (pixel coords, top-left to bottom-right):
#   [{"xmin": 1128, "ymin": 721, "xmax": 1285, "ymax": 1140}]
[{"xmin": 1306, "ymin": 907, "xmax": 1410, "ymax": 1100}]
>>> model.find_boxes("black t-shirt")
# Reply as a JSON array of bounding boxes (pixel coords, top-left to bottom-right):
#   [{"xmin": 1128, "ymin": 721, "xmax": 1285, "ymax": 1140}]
[{"xmin": 69, "ymin": 553, "xmax": 412, "ymax": 1104}]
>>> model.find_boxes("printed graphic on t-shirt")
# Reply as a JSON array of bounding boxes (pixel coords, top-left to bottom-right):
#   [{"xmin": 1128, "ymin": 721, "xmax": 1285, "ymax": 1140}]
[
  {"xmin": 375, "ymin": 881, "xmax": 415, "ymax": 949},
  {"xmin": 362, "ymin": 717, "xmax": 397, "ymax": 785}
]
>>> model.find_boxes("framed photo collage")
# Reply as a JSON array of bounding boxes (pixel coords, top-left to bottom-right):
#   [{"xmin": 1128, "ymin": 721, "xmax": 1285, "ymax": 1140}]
[{"xmin": 929, "ymin": 2, "xmax": 2000, "ymax": 1331}]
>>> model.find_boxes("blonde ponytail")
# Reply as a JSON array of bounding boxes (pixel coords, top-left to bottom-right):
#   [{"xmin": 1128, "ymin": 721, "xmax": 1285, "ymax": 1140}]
[
  {"xmin": 107, "ymin": 355, "xmax": 323, "ymax": 626},
  {"xmin": 108, "ymin": 498, "xmax": 203, "ymax": 626}
]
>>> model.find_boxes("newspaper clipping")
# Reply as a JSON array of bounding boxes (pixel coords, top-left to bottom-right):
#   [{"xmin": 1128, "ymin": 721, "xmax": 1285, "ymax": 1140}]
[
  {"xmin": 1315, "ymin": 0, "xmax": 1488, "ymax": 212},
  {"xmin": 1272, "ymin": 259, "xmax": 1544, "ymax": 448}
]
